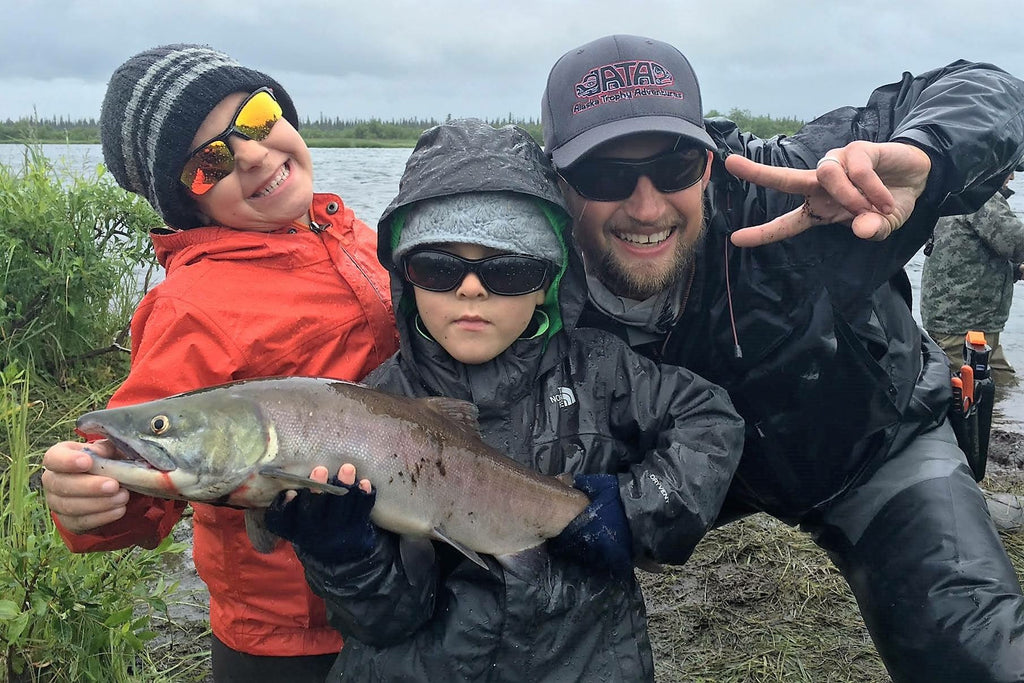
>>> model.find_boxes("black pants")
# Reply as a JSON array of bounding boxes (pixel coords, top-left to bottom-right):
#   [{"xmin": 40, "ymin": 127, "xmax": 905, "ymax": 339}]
[
  {"xmin": 808, "ymin": 422, "xmax": 1024, "ymax": 682},
  {"xmin": 211, "ymin": 635, "xmax": 338, "ymax": 683}
]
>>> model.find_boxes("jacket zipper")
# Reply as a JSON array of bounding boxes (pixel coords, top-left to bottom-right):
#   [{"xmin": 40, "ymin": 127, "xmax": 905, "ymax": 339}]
[{"xmin": 340, "ymin": 243, "xmax": 390, "ymax": 307}]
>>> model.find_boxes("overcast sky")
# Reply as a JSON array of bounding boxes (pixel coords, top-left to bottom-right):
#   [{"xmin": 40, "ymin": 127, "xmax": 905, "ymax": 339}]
[{"xmin": 3, "ymin": 1, "xmax": 1023, "ymax": 125}]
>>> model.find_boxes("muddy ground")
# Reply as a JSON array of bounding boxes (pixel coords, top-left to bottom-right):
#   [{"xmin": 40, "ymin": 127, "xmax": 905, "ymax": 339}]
[{"xmin": 144, "ymin": 429, "xmax": 1024, "ymax": 682}]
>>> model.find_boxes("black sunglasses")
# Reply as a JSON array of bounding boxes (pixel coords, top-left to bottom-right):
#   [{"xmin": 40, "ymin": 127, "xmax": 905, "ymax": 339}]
[
  {"xmin": 560, "ymin": 147, "xmax": 709, "ymax": 202},
  {"xmin": 403, "ymin": 250, "xmax": 551, "ymax": 296}
]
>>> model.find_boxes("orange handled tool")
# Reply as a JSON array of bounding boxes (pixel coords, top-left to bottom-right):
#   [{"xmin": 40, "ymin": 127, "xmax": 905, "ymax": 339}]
[{"xmin": 960, "ymin": 364, "xmax": 975, "ymax": 414}]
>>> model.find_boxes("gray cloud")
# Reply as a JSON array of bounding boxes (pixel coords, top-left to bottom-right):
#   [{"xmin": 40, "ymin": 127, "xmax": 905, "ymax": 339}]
[{"xmin": 2, "ymin": 0, "xmax": 1022, "ymax": 123}]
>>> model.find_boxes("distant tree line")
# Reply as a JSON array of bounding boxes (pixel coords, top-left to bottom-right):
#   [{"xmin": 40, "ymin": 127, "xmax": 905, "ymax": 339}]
[
  {"xmin": 0, "ymin": 115, "xmax": 544, "ymax": 148},
  {"xmin": 0, "ymin": 117, "xmax": 100, "ymax": 144},
  {"xmin": 0, "ymin": 110, "xmax": 802, "ymax": 148},
  {"xmin": 705, "ymin": 108, "xmax": 804, "ymax": 138}
]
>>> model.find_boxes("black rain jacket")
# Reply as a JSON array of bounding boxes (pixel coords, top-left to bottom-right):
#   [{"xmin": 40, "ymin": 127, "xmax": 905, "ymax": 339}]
[
  {"xmin": 579, "ymin": 60, "xmax": 1024, "ymax": 524},
  {"xmin": 298, "ymin": 119, "xmax": 745, "ymax": 682}
]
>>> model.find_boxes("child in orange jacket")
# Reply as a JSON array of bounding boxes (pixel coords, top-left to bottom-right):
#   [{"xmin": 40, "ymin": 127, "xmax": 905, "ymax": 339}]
[{"xmin": 40, "ymin": 44, "xmax": 397, "ymax": 682}]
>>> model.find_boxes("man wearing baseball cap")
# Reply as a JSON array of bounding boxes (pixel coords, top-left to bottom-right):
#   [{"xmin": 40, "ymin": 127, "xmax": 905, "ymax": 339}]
[{"xmin": 543, "ymin": 34, "xmax": 1024, "ymax": 682}]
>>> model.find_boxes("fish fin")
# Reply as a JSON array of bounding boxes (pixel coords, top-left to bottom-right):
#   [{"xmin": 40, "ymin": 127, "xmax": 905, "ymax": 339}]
[
  {"xmin": 257, "ymin": 466, "xmax": 351, "ymax": 496},
  {"xmin": 419, "ymin": 397, "xmax": 481, "ymax": 434},
  {"xmin": 398, "ymin": 536, "xmax": 436, "ymax": 570},
  {"xmin": 431, "ymin": 526, "xmax": 489, "ymax": 571},
  {"xmin": 555, "ymin": 472, "xmax": 574, "ymax": 487},
  {"xmin": 244, "ymin": 508, "xmax": 282, "ymax": 554},
  {"xmin": 496, "ymin": 545, "xmax": 552, "ymax": 581}
]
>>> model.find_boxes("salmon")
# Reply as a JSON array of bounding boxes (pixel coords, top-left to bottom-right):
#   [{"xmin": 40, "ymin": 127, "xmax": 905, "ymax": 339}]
[{"xmin": 78, "ymin": 376, "xmax": 589, "ymax": 569}]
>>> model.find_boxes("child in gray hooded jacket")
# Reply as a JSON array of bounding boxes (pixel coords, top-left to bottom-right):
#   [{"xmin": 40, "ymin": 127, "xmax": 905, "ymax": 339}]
[{"xmin": 265, "ymin": 118, "xmax": 744, "ymax": 682}]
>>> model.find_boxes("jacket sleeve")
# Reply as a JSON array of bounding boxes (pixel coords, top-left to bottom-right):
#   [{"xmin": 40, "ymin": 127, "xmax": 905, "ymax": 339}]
[
  {"xmin": 55, "ymin": 295, "xmax": 243, "ymax": 553},
  {"xmin": 607, "ymin": 343, "xmax": 745, "ymax": 565},
  {"xmin": 296, "ymin": 534, "xmax": 440, "ymax": 646},
  {"xmin": 783, "ymin": 60, "xmax": 1024, "ymax": 214},
  {"xmin": 714, "ymin": 61, "xmax": 1024, "ymax": 309}
]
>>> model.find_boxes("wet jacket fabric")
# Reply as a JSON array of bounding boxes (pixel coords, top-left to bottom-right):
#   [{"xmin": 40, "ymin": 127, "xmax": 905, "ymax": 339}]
[
  {"xmin": 298, "ymin": 120, "xmax": 745, "ymax": 682},
  {"xmin": 574, "ymin": 61, "xmax": 1024, "ymax": 681},
  {"xmin": 921, "ymin": 185, "xmax": 1024, "ymax": 335},
  {"xmin": 579, "ymin": 60, "xmax": 1024, "ymax": 523},
  {"xmin": 54, "ymin": 193, "xmax": 398, "ymax": 656}
]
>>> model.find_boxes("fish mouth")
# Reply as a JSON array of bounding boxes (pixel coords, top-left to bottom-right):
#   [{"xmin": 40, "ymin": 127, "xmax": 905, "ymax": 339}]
[
  {"xmin": 78, "ymin": 420, "xmax": 178, "ymax": 472},
  {"xmin": 84, "ymin": 442, "xmax": 200, "ymax": 499},
  {"xmin": 103, "ymin": 433, "xmax": 177, "ymax": 472}
]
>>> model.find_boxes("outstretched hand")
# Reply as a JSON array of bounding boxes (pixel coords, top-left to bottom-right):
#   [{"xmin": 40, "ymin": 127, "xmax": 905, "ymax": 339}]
[{"xmin": 727, "ymin": 141, "xmax": 932, "ymax": 247}]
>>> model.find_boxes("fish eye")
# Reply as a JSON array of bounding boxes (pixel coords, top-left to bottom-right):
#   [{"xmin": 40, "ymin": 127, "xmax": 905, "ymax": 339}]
[{"xmin": 150, "ymin": 415, "xmax": 170, "ymax": 435}]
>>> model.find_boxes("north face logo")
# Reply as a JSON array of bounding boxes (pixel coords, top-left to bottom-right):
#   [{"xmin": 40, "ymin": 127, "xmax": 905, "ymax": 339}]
[
  {"xmin": 549, "ymin": 387, "xmax": 577, "ymax": 408},
  {"xmin": 574, "ymin": 60, "xmax": 674, "ymax": 99}
]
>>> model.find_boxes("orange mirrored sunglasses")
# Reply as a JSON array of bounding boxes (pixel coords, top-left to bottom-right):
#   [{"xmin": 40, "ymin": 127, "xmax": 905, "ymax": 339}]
[{"xmin": 179, "ymin": 87, "xmax": 283, "ymax": 195}]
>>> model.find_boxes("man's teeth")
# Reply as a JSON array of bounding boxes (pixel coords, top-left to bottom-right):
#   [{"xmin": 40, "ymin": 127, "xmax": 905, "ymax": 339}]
[
  {"xmin": 616, "ymin": 229, "xmax": 672, "ymax": 245},
  {"xmin": 252, "ymin": 164, "xmax": 290, "ymax": 197}
]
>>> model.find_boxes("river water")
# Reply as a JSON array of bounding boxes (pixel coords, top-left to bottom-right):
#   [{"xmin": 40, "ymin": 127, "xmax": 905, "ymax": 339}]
[{"xmin": 4, "ymin": 143, "xmax": 1024, "ymax": 433}]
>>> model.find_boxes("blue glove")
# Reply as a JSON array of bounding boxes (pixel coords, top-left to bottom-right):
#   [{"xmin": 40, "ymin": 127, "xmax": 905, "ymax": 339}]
[
  {"xmin": 549, "ymin": 473, "xmax": 634, "ymax": 579},
  {"xmin": 264, "ymin": 476, "xmax": 377, "ymax": 563}
]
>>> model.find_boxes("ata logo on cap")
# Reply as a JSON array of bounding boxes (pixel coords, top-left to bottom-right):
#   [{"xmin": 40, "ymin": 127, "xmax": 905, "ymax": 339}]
[{"xmin": 572, "ymin": 60, "xmax": 683, "ymax": 114}]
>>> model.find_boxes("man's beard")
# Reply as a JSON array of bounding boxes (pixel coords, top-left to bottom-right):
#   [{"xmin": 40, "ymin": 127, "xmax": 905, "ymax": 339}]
[{"xmin": 591, "ymin": 217, "xmax": 707, "ymax": 301}]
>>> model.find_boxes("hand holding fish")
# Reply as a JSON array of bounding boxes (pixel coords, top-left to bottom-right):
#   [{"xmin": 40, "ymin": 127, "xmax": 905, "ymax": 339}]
[
  {"xmin": 549, "ymin": 474, "xmax": 634, "ymax": 579},
  {"xmin": 282, "ymin": 463, "xmax": 372, "ymax": 502},
  {"xmin": 42, "ymin": 440, "xmax": 130, "ymax": 533},
  {"xmin": 727, "ymin": 140, "xmax": 931, "ymax": 247},
  {"xmin": 264, "ymin": 462, "xmax": 378, "ymax": 561}
]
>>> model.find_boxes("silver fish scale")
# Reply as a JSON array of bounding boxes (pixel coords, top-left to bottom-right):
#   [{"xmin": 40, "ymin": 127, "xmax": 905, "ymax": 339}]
[{"xmin": 245, "ymin": 378, "xmax": 589, "ymax": 556}]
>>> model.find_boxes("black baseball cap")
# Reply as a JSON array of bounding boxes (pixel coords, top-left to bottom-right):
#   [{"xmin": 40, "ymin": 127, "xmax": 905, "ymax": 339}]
[{"xmin": 541, "ymin": 34, "xmax": 715, "ymax": 170}]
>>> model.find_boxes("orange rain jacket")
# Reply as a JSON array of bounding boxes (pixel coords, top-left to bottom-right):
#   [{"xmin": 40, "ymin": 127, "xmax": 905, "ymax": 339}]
[{"xmin": 55, "ymin": 193, "xmax": 398, "ymax": 656}]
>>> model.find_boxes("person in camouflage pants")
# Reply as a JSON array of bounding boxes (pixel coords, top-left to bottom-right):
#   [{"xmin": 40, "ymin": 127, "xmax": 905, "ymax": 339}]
[
  {"xmin": 922, "ymin": 168, "xmax": 1024, "ymax": 531},
  {"xmin": 921, "ymin": 169, "xmax": 1024, "ymax": 385}
]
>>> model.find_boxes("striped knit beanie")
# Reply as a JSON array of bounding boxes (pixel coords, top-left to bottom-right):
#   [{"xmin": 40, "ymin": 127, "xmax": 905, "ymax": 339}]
[{"xmin": 100, "ymin": 44, "xmax": 299, "ymax": 230}]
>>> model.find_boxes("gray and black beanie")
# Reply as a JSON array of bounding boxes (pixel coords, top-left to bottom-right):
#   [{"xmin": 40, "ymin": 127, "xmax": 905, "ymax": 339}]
[
  {"xmin": 100, "ymin": 44, "xmax": 299, "ymax": 230},
  {"xmin": 394, "ymin": 191, "xmax": 563, "ymax": 267}
]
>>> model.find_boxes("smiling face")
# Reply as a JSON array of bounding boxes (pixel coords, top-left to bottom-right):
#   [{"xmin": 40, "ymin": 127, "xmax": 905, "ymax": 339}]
[
  {"xmin": 188, "ymin": 92, "xmax": 314, "ymax": 231},
  {"xmin": 411, "ymin": 243, "xmax": 548, "ymax": 365},
  {"xmin": 562, "ymin": 133, "xmax": 712, "ymax": 300}
]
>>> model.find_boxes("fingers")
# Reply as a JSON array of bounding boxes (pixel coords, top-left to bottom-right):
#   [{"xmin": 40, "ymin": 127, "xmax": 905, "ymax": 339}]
[
  {"xmin": 305, "ymin": 463, "xmax": 373, "ymax": 495},
  {"xmin": 725, "ymin": 154, "xmax": 819, "ymax": 195},
  {"xmin": 727, "ymin": 140, "xmax": 926, "ymax": 247},
  {"xmin": 43, "ymin": 440, "xmax": 112, "ymax": 473},
  {"xmin": 42, "ymin": 442, "xmax": 130, "ymax": 533},
  {"xmin": 730, "ymin": 203, "xmax": 815, "ymax": 247},
  {"xmin": 42, "ymin": 441, "xmax": 124, "ymax": 498},
  {"xmin": 335, "ymin": 463, "xmax": 372, "ymax": 494},
  {"xmin": 47, "ymin": 491, "xmax": 131, "ymax": 533},
  {"xmin": 310, "ymin": 465, "xmax": 330, "ymax": 484},
  {"xmin": 817, "ymin": 145, "xmax": 893, "ymax": 216},
  {"xmin": 850, "ymin": 212, "xmax": 898, "ymax": 241}
]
